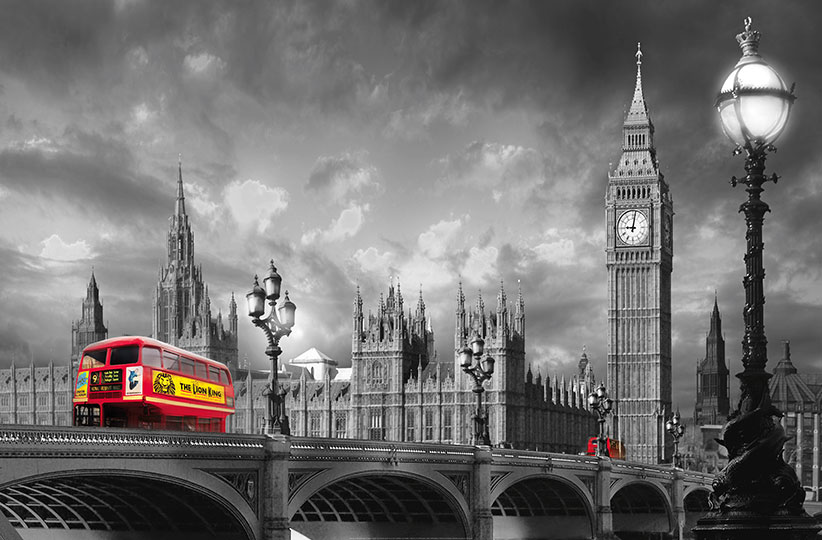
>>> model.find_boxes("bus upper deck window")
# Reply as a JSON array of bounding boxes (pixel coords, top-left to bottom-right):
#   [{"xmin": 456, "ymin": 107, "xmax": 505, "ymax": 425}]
[
  {"xmin": 80, "ymin": 349, "xmax": 107, "ymax": 370},
  {"xmin": 219, "ymin": 369, "xmax": 230, "ymax": 385},
  {"xmin": 194, "ymin": 361, "xmax": 207, "ymax": 380},
  {"xmin": 142, "ymin": 347, "xmax": 162, "ymax": 368},
  {"xmin": 163, "ymin": 352, "xmax": 179, "ymax": 371},
  {"xmin": 180, "ymin": 358, "xmax": 195, "ymax": 376},
  {"xmin": 208, "ymin": 366, "xmax": 220, "ymax": 383},
  {"xmin": 110, "ymin": 345, "xmax": 140, "ymax": 365}
]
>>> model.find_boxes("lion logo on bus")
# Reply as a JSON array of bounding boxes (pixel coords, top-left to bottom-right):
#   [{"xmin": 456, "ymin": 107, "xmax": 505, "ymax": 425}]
[{"xmin": 153, "ymin": 372, "xmax": 175, "ymax": 396}]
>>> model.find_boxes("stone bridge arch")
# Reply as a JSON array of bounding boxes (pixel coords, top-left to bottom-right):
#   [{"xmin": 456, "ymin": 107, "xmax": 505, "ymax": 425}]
[
  {"xmin": 610, "ymin": 479, "xmax": 675, "ymax": 539},
  {"xmin": 0, "ymin": 468, "xmax": 257, "ymax": 539},
  {"xmin": 288, "ymin": 467, "xmax": 471, "ymax": 540},
  {"xmin": 489, "ymin": 471, "xmax": 595, "ymax": 540}
]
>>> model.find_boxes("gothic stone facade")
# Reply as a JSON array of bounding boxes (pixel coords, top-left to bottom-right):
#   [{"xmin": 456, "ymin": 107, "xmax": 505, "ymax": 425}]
[
  {"xmin": 233, "ymin": 282, "xmax": 597, "ymax": 454},
  {"xmin": 152, "ymin": 161, "xmax": 239, "ymax": 371},
  {"xmin": 0, "ymin": 358, "xmax": 72, "ymax": 426},
  {"xmin": 606, "ymin": 45, "xmax": 674, "ymax": 464}
]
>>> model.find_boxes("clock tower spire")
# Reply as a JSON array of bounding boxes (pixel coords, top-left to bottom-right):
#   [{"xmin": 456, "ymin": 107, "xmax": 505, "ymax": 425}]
[{"xmin": 606, "ymin": 43, "xmax": 674, "ymax": 464}]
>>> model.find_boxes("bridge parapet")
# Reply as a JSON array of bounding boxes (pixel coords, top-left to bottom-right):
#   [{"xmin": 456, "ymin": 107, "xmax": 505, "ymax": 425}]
[
  {"xmin": 491, "ymin": 448, "xmax": 600, "ymax": 472},
  {"xmin": 290, "ymin": 437, "xmax": 477, "ymax": 465},
  {"xmin": 0, "ymin": 424, "xmax": 266, "ymax": 460}
]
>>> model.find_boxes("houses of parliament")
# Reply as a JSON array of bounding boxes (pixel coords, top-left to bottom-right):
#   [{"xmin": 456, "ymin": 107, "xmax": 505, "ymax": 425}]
[{"xmin": 7, "ymin": 46, "xmax": 818, "ymax": 469}]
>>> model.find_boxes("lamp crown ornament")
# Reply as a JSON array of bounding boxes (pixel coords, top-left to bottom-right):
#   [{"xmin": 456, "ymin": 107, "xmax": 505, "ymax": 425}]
[{"xmin": 736, "ymin": 17, "xmax": 761, "ymax": 58}]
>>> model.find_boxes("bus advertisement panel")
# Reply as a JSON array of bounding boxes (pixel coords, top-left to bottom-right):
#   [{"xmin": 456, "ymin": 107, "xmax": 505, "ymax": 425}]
[{"xmin": 73, "ymin": 336, "xmax": 234, "ymax": 432}]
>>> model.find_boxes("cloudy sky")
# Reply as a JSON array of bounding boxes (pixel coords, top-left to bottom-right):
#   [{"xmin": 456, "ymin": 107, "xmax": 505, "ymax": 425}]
[{"xmin": 0, "ymin": 0, "xmax": 820, "ymax": 420}]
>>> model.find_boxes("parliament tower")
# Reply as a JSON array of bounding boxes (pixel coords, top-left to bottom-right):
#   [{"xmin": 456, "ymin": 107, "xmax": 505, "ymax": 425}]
[
  {"xmin": 70, "ymin": 269, "xmax": 108, "ymax": 375},
  {"xmin": 694, "ymin": 295, "xmax": 730, "ymax": 427},
  {"xmin": 152, "ymin": 159, "xmax": 239, "ymax": 371},
  {"xmin": 606, "ymin": 44, "xmax": 674, "ymax": 464}
]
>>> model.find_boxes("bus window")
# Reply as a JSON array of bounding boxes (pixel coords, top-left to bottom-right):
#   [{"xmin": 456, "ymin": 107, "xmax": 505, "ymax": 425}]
[
  {"xmin": 219, "ymin": 369, "xmax": 230, "ymax": 385},
  {"xmin": 198, "ymin": 418, "xmax": 213, "ymax": 432},
  {"xmin": 163, "ymin": 352, "xmax": 179, "ymax": 371},
  {"xmin": 81, "ymin": 350, "xmax": 107, "ymax": 370},
  {"xmin": 194, "ymin": 361, "xmax": 207, "ymax": 380},
  {"xmin": 208, "ymin": 366, "xmax": 220, "ymax": 383},
  {"xmin": 166, "ymin": 416, "xmax": 183, "ymax": 431},
  {"xmin": 104, "ymin": 405, "xmax": 128, "ymax": 427},
  {"xmin": 142, "ymin": 346, "xmax": 162, "ymax": 368},
  {"xmin": 110, "ymin": 346, "xmax": 140, "ymax": 366},
  {"xmin": 74, "ymin": 404, "xmax": 101, "ymax": 426},
  {"xmin": 183, "ymin": 416, "xmax": 197, "ymax": 431},
  {"xmin": 180, "ymin": 357, "xmax": 195, "ymax": 376}
]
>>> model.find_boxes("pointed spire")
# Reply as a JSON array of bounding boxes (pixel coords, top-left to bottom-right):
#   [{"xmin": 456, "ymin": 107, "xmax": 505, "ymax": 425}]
[
  {"xmin": 354, "ymin": 284, "xmax": 363, "ymax": 312},
  {"xmin": 496, "ymin": 279, "xmax": 507, "ymax": 312},
  {"xmin": 709, "ymin": 292, "xmax": 722, "ymax": 337},
  {"xmin": 176, "ymin": 154, "xmax": 186, "ymax": 217},
  {"xmin": 476, "ymin": 289, "xmax": 484, "ymax": 315},
  {"xmin": 516, "ymin": 279, "xmax": 524, "ymax": 315},
  {"xmin": 625, "ymin": 42, "xmax": 650, "ymax": 126},
  {"xmin": 456, "ymin": 279, "xmax": 465, "ymax": 313},
  {"xmin": 416, "ymin": 284, "xmax": 425, "ymax": 314}
]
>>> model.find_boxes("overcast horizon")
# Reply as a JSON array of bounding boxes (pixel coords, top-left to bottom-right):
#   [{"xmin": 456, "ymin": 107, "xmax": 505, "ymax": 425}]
[{"xmin": 1, "ymin": 1, "xmax": 821, "ymax": 422}]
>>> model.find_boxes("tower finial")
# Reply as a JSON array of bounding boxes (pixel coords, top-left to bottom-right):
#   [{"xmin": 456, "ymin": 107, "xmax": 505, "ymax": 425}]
[
  {"xmin": 635, "ymin": 42, "xmax": 642, "ymax": 65},
  {"xmin": 175, "ymin": 155, "xmax": 186, "ymax": 217}
]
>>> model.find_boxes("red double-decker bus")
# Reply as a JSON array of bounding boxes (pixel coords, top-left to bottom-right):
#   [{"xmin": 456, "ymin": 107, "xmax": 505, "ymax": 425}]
[
  {"xmin": 73, "ymin": 336, "xmax": 235, "ymax": 432},
  {"xmin": 586, "ymin": 437, "xmax": 626, "ymax": 459}
]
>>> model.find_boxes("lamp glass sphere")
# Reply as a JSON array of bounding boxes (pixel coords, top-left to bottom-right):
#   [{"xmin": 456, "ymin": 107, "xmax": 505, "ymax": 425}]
[
  {"xmin": 603, "ymin": 398, "xmax": 613, "ymax": 411},
  {"xmin": 482, "ymin": 356, "xmax": 495, "ymax": 375},
  {"xmin": 279, "ymin": 293, "xmax": 296, "ymax": 328},
  {"xmin": 264, "ymin": 261, "xmax": 282, "ymax": 300},
  {"xmin": 596, "ymin": 385, "xmax": 606, "ymax": 399},
  {"xmin": 246, "ymin": 278, "xmax": 266, "ymax": 318},
  {"xmin": 471, "ymin": 335, "xmax": 484, "ymax": 356},
  {"xmin": 587, "ymin": 394, "xmax": 597, "ymax": 407},
  {"xmin": 717, "ymin": 49, "xmax": 793, "ymax": 147},
  {"xmin": 459, "ymin": 348, "xmax": 473, "ymax": 368}
]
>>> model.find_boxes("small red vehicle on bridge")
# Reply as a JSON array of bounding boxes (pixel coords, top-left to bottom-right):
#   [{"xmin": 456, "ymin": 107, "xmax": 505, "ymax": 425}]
[
  {"xmin": 73, "ymin": 336, "xmax": 235, "ymax": 432},
  {"xmin": 586, "ymin": 437, "xmax": 626, "ymax": 459}
]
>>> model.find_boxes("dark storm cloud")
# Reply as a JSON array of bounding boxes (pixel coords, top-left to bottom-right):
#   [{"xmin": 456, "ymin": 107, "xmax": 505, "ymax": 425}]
[{"xmin": 0, "ymin": 127, "xmax": 169, "ymax": 226}]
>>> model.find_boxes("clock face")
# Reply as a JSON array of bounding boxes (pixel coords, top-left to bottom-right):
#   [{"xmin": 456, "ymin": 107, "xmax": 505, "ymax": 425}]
[{"xmin": 617, "ymin": 210, "xmax": 649, "ymax": 245}]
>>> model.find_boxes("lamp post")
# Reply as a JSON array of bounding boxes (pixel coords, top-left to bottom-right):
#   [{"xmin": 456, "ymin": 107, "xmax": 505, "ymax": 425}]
[
  {"xmin": 246, "ymin": 260, "xmax": 296, "ymax": 436},
  {"xmin": 459, "ymin": 334, "xmax": 495, "ymax": 446},
  {"xmin": 587, "ymin": 382, "xmax": 613, "ymax": 457},
  {"xmin": 666, "ymin": 410, "xmax": 685, "ymax": 468},
  {"xmin": 695, "ymin": 18, "xmax": 818, "ymax": 540}
]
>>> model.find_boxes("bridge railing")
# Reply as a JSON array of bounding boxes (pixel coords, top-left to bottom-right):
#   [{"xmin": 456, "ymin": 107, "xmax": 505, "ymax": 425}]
[
  {"xmin": 290, "ymin": 437, "xmax": 478, "ymax": 465},
  {"xmin": 491, "ymin": 448, "xmax": 600, "ymax": 472},
  {"xmin": 0, "ymin": 424, "xmax": 267, "ymax": 459}
]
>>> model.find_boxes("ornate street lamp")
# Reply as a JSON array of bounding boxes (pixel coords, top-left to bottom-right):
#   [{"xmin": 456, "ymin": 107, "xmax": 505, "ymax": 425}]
[
  {"xmin": 587, "ymin": 382, "xmax": 613, "ymax": 457},
  {"xmin": 695, "ymin": 18, "xmax": 817, "ymax": 540},
  {"xmin": 246, "ymin": 260, "xmax": 296, "ymax": 435},
  {"xmin": 666, "ymin": 410, "xmax": 685, "ymax": 468},
  {"xmin": 459, "ymin": 334, "xmax": 495, "ymax": 446}
]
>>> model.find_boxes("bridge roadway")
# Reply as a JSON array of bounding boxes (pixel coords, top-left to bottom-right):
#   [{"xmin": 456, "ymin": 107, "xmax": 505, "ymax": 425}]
[{"xmin": 0, "ymin": 425, "xmax": 713, "ymax": 540}]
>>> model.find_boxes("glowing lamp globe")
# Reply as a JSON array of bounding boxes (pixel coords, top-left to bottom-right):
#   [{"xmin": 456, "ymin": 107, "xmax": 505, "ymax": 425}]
[{"xmin": 716, "ymin": 17, "xmax": 795, "ymax": 148}]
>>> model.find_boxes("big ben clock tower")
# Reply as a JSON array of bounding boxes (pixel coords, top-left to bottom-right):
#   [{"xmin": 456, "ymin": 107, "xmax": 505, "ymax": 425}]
[{"xmin": 606, "ymin": 44, "xmax": 673, "ymax": 464}]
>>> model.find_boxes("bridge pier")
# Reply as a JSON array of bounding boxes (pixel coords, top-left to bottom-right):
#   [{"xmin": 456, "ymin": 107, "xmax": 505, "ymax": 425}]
[
  {"xmin": 673, "ymin": 468, "xmax": 686, "ymax": 539},
  {"xmin": 471, "ymin": 446, "xmax": 493, "ymax": 540},
  {"xmin": 262, "ymin": 435, "xmax": 292, "ymax": 540},
  {"xmin": 595, "ymin": 458, "xmax": 617, "ymax": 540}
]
